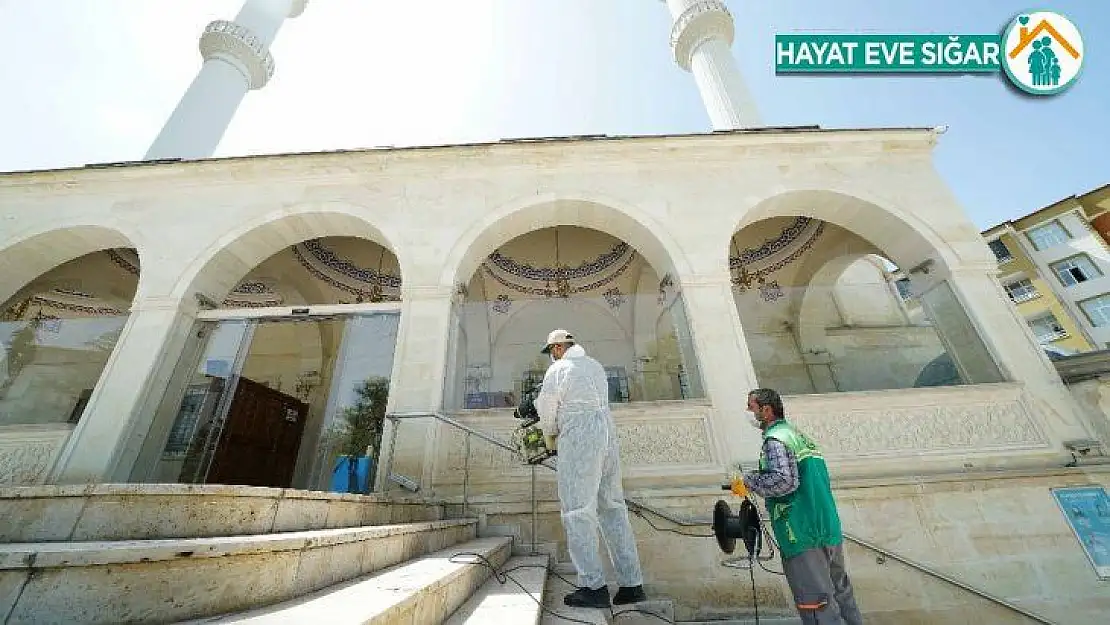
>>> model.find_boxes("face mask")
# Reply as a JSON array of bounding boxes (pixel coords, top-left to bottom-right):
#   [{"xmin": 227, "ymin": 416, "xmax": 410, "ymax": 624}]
[
  {"xmin": 746, "ymin": 412, "xmax": 761, "ymax": 429},
  {"xmin": 550, "ymin": 353, "xmax": 557, "ymax": 363}
]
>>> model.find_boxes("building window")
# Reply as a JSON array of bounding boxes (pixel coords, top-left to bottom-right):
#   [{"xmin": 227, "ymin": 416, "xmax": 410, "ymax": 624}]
[
  {"xmin": 1028, "ymin": 313, "xmax": 1067, "ymax": 342},
  {"xmin": 988, "ymin": 239, "xmax": 1013, "ymax": 263},
  {"xmin": 1027, "ymin": 220, "xmax": 1071, "ymax": 250},
  {"xmin": 1080, "ymin": 294, "xmax": 1110, "ymax": 327},
  {"xmin": 894, "ymin": 278, "xmax": 913, "ymax": 300},
  {"xmin": 1003, "ymin": 278, "xmax": 1038, "ymax": 303},
  {"xmin": 1052, "ymin": 255, "xmax": 1102, "ymax": 287}
]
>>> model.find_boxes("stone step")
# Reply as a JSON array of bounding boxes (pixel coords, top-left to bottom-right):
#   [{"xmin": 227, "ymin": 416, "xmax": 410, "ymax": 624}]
[
  {"xmin": 443, "ymin": 554, "xmax": 550, "ymax": 624},
  {"xmin": 189, "ymin": 536, "xmax": 514, "ymax": 624},
  {"xmin": 0, "ymin": 518, "xmax": 477, "ymax": 625},
  {"xmin": 540, "ymin": 570, "xmax": 674, "ymax": 625},
  {"xmin": 0, "ymin": 483, "xmax": 444, "ymax": 542},
  {"xmin": 682, "ymin": 618, "xmax": 801, "ymax": 624},
  {"xmin": 511, "ymin": 540, "xmax": 559, "ymax": 558}
]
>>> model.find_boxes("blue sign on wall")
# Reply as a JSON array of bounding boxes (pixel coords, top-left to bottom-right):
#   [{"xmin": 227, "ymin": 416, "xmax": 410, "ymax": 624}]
[{"xmin": 1051, "ymin": 486, "xmax": 1110, "ymax": 579}]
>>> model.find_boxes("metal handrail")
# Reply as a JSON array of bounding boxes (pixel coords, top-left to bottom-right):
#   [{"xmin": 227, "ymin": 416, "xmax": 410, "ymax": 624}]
[
  {"xmin": 381, "ymin": 410, "xmax": 701, "ymax": 537},
  {"xmin": 389, "ymin": 410, "xmax": 551, "ymax": 466},
  {"xmin": 381, "ymin": 410, "xmax": 1056, "ymax": 624},
  {"xmin": 841, "ymin": 533, "xmax": 1057, "ymax": 625}
]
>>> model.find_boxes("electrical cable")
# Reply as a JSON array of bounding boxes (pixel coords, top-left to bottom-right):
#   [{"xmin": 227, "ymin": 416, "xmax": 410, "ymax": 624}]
[
  {"xmin": 448, "ymin": 551, "xmax": 675, "ymax": 624},
  {"xmin": 447, "ymin": 494, "xmax": 787, "ymax": 624}
]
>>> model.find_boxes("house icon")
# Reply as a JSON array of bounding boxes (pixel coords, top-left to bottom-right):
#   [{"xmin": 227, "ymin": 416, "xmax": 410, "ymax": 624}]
[{"xmin": 1009, "ymin": 17, "xmax": 1081, "ymax": 60}]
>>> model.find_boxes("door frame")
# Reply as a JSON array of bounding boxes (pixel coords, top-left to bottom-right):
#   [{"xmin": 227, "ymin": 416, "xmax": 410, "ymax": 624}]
[
  {"xmin": 196, "ymin": 302, "xmax": 401, "ymax": 321},
  {"xmin": 194, "ymin": 303, "xmax": 403, "ymax": 487}
]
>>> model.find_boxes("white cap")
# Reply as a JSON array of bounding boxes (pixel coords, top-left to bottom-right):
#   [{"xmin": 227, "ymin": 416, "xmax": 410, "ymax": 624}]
[{"xmin": 541, "ymin": 329, "xmax": 574, "ymax": 354}]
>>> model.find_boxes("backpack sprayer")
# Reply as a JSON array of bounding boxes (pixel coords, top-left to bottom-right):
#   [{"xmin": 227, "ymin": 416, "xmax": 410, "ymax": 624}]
[{"xmin": 509, "ymin": 383, "xmax": 557, "ymax": 465}]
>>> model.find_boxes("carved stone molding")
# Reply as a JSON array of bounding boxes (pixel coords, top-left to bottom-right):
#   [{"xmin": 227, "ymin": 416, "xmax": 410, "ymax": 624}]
[
  {"xmin": 430, "ymin": 405, "xmax": 716, "ymax": 484},
  {"xmin": 199, "ymin": 20, "xmax": 276, "ymax": 90},
  {"xmin": 617, "ymin": 419, "xmax": 714, "ymax": 466},
  {"xmin": 669, "ymin": 0, "xmax": 735, "ymax": 70},
  {"xmin": 0, "ymin": 426, "xmax": 71, "ymax": 486},
  {"xmin": 784, "ymin": 384, "xmax": 1051, "ymax": 459}
]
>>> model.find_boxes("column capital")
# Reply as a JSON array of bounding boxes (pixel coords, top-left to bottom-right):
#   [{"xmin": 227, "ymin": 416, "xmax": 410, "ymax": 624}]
[
  {"xmin": 669, "ymin": 0, "xmax": 734, "ymax": 70},
  {"xmin": 401, "ymin": 284, "xmax": 458, "ymax": 302},
  {"xmin": 677, "ymin": 272, "xmax": 734, "ymax": 290},
  {"xmin": 199, "ymin": 20, "xmax": 276, "ymax": 90},
  {"xmin": 948, "ymin": 262, "xmax": 1002, "ymax": 276},
  {"xmin": 128, "ymin": 296, "xmax": 199, "ymax": 317}
]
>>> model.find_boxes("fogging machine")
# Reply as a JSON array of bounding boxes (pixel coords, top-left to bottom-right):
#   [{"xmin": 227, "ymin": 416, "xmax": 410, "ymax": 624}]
[{"xmin": 510, "ymin": 383, "xmax": 557, "ymax": 465}]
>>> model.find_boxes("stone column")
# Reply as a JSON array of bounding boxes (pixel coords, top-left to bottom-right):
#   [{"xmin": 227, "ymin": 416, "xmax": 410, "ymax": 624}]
[
  {"xmin": 49, "ymin": 297, "xmax": 199, "ymax": 484},
  {"xmin": 660, "ymin": 0, "xmax": 762, "ymax": 129},
  {"xmin": 677, "ymin": 272, "xmax": 763, "ymax": 466},
  {"xmin": 938, "ymin": 266, "xmax": 1095, "ymax": 444},
  {"xmin": 145, "ymin": 0, "xmax": 308, "ymax": 160},
  {"xmin": 375, "ymin": 284, "xmax": 457, "ymax": 492}
]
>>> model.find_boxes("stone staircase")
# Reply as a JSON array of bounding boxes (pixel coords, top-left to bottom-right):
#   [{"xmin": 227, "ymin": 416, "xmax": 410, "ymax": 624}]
[
  {"xmin": 0, "ymin": 483, "xmax": 803, "ymax": 624},
  {"xmin": 0, "ymin": 484, "xmax": 551, "ymax": 624}
]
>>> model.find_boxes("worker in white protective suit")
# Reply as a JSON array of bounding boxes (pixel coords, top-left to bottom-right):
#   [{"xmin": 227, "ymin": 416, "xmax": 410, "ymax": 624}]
[{"xmin": 535, "ymin": 329, "xmax": 647, "ymax": 609}]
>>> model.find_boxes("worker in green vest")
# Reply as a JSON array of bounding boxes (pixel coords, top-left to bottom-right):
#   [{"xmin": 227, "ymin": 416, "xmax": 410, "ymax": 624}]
[{"xmin": 730, "ymin": 388, "xmax": 863, "ymax": 625}]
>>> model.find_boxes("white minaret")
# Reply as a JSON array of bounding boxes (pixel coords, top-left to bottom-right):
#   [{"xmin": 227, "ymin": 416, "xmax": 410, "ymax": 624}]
[
  {"xmin": 660, "ymin": 0, "xmax": 762, "ymax": 129},
  {"xmin": 145, "ymin": 0, "xmax": 308, "ymax": 160}
]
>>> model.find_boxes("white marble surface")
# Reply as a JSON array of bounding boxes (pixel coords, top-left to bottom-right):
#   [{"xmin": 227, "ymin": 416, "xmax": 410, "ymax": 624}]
[
  {"xmin": 191, "ymin": 536, "xmax": 512, "ymax": 624},
  {"xmin": 442, "ymin": 554, "xmax": 549, "ymax": 624},
  {"xmin": 0, "ymin": 483, "xmax": 444, "ymax": 542},
  {"xmin": 0, "ymin": 519, "xmax": 478, "ymax": 624}
]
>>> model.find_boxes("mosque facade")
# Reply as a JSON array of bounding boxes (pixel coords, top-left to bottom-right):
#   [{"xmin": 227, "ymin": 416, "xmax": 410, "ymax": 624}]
[{"xmin": 1, "ymin": 1, "xmax": 1108, "ymax": 622}]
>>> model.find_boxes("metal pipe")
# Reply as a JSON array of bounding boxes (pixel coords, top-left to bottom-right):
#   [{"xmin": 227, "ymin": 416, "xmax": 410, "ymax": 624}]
[
  {"xmin": 390, "ymin": 411, "xmax": 517, "ymax": 454},
  {"xmin": 530, "ymin": 464, "xmax": 538, "ymax": 554},
  {"xmin": 842, "ymin": 533, "xmax": 1058, "ymax": 625},
  {"xmin": 462, "ymin": 432, "xmax": 471, "ymax": 518},
  {"xmin": 382, "ymin": 416, "xmax": 399, "ymax": 490}
]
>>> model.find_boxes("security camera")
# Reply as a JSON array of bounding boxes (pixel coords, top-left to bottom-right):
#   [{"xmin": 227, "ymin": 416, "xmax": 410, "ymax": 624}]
[
  {"xmin": 1063, "ymin": 439, "xmax": 1103, "ymax": 468},
  {"xmin": 1064, "ymin": 439, "xmax": 1099, "ymax": 455}
]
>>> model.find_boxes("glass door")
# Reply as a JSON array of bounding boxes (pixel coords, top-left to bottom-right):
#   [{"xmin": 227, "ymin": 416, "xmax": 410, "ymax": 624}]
[
  {"xmin": 138, "ymin": 319, "xmax": 255, "ymax": 484},
  {"xmin": 307, "ymin": 312, "xmax": 400, "ymax": 491},
  {"xmin": 137, "ymin": 311, "xmax": 402, "ymax": 491}
]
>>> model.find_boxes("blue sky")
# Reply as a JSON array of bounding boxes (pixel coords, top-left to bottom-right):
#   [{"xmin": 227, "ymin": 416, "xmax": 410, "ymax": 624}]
[{"xmin": 0, "ymin": 0, "xmax": 1105, "ymax": 231}]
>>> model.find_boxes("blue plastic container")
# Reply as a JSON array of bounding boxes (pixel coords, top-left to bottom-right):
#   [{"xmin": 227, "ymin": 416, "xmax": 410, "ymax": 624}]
[{"xmin": 330, "ymin": 455, "xmax": 374, "ymax": 494}]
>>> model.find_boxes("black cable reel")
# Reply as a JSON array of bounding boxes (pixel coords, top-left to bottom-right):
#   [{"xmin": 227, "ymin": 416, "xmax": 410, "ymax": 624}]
[{"xmin": 713, "ymin": 498, "xmax": 764, "ymax": 558}]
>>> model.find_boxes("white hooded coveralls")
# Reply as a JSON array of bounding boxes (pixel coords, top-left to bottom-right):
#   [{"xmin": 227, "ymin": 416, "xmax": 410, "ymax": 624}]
[{"xmin": 536, "ymin": 344, "xmax": 644, "ymax": 590}]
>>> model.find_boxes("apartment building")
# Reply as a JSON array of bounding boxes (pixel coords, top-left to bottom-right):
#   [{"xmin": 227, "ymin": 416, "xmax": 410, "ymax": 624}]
[{"xmin": 983, "ymin": 184, "xmax": 1110, "ymax": 355}]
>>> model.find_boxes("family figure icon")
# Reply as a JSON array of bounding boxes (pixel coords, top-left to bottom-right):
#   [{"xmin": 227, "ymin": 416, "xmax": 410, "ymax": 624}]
[
  {"xmin": 1027, "ymin": 37, "xmax": 1061, "ymax": 86},
  {"xmin": 1002, "ymin": 12, "xmax": 1084, "ymax": 95}
]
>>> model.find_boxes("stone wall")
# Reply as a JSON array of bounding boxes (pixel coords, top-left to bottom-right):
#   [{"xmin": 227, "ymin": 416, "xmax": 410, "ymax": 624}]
[
  {"xmin": 1056, "ymin": 351, "xmax": 1110, "ymax": 455},
  {"xmin": 0, "ymin": 424, "xmax": 72, "ymax": 485},
  {"xmin": 465, "ymin": 467, "xmax": 1110, "ymax": 623},
  {"xmin": 417, "ymin": 384, "xmax": 1065, "ymax": 499},
  {"xmin": 395, "ymin": 381, "xmax": 1105, "ymax": 621}
]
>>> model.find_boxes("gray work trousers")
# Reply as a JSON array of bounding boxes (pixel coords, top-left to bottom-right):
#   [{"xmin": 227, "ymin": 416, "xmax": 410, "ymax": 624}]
[{"xmin": 782, "ymin": 544, "xmax": 864, "ymax": 625}]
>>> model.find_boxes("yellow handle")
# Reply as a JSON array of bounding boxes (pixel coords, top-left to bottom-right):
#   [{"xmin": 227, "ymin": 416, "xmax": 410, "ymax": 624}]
[{"xmin": 730, "ymin": 478, "xmax": 749, "ymax": 498}]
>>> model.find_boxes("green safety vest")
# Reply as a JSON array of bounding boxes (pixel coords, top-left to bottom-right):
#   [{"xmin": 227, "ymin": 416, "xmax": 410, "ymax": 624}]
[{"xmin": 758, "ymin": 419, "xmax": 843, "ymax": 560}]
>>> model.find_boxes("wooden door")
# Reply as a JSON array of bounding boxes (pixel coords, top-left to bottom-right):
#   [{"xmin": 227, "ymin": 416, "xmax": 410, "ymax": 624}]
[{"xmin": 206, "ymin": 377, "xmax": 309, "ymax": 488}]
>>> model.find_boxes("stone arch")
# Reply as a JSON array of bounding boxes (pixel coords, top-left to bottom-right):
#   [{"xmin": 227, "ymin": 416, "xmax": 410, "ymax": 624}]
[
  {"xmin": 0, "ymin": 224, "xmax": 144, "ymax": 431},
  {"xmin": 488, "ymin": 296, "xmax": 633, "ymax": 396},
  {"xmin": 0, "ymin": 224, "xmax": 141, "ymax": 307},
  {"xmin": 731, "ymin": 189, "xmax": 963, "ymax": 278},
  {"xmin": 796, "ymin": 253, "xmax": 875, "ymax": 359},
  {"xmin": 442, "ymin": 193, "xmax": 691, "ymax": 288},
  {"xmin": 170, "ymin": 204, "xmax": 405, "ymax": 303},
  {"xmin": 726, "ymin": 194, "xmax": 992, "ymax": 394},
  {"xmin": 446, "ymin": 198, "xmax": 701, "ymax": 408}
]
